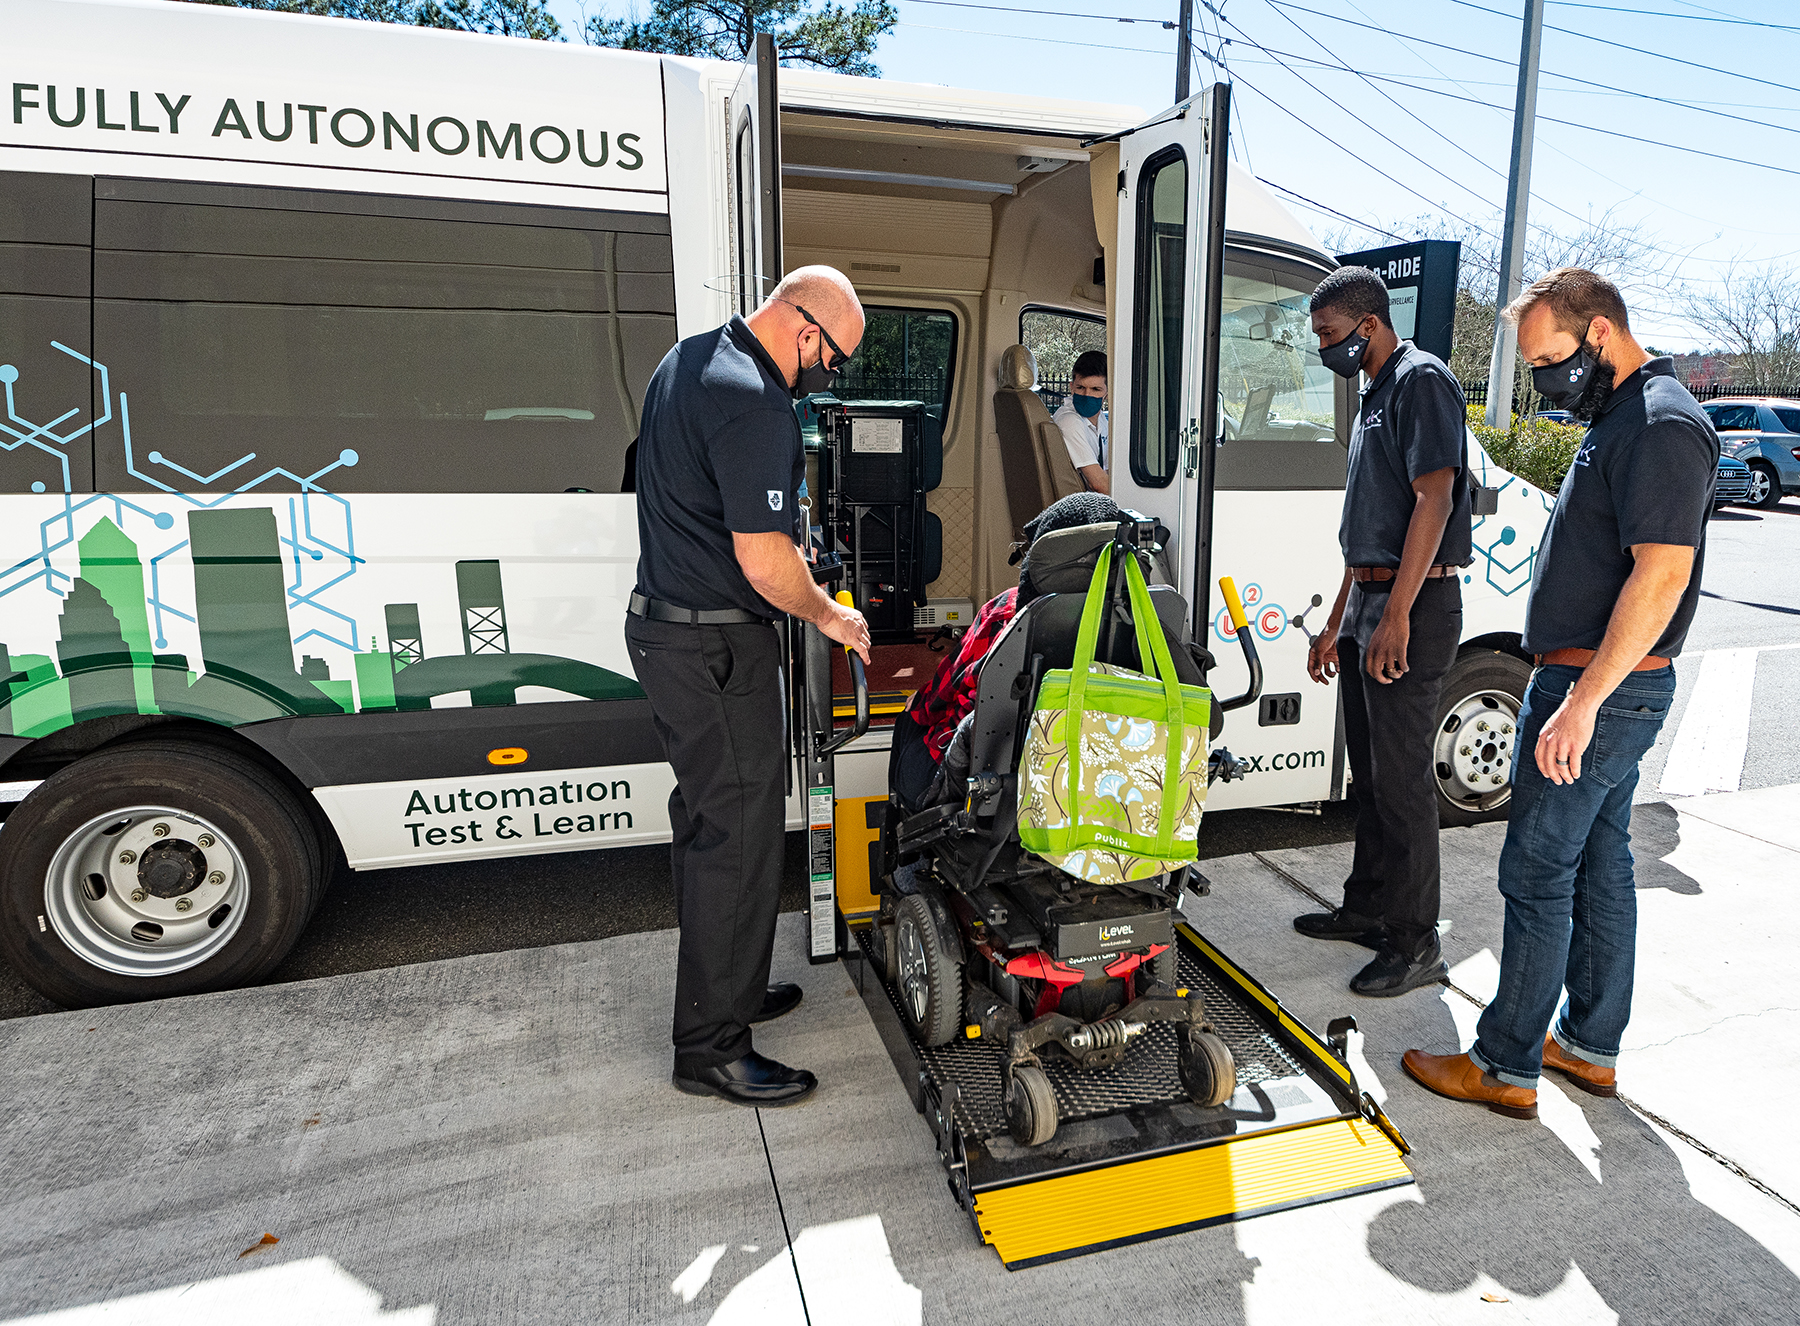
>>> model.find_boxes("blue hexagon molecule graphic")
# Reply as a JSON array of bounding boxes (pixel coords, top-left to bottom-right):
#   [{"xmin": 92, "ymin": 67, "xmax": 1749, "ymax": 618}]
[
  {"xmin": 1, "ymin": 341, "xmax": 362, "ymax": 652},
  {"xmin": 1466, "ymin": 446, "xmax": 1554, "ymax": 597}
]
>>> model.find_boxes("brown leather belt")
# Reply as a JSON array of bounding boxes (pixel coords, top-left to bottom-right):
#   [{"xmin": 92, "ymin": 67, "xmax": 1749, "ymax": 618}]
[
  {"xmin": 1349, "ymin": 565, "xmax": 1459, "ymax": 583},
  {"xmin": 1535, "ymin": 647, "xmax": 1671, "ymax": 671}
]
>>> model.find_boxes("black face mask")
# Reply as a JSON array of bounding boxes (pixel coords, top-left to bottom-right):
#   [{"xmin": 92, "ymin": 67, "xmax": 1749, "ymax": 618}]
[
  {"xmin": 1533, "ymin": 340, "xmax": 1615, "ymax": 423},
  {"xmin": 792, "ymin": 334, "xmax": 840, "ymax": 401},
  {"xmin": 1318, "ymin": 323, "xmax": 1371, "ymax": 379}
]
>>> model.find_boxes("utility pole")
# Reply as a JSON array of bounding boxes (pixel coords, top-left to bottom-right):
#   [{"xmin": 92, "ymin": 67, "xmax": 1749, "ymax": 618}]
[
  {"xmin": 1175, "ymin": 0, "xmax": 1194, "ymax": 103},
  {"xmin": 1485, "ymin": 0, "xmax": 1545, "ymax": 429}
]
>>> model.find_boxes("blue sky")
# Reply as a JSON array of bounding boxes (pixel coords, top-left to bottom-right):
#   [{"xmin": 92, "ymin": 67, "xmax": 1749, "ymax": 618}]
[{"xmin": 560, "ymin": 0, "xmax": 1800, "ymax": 348}]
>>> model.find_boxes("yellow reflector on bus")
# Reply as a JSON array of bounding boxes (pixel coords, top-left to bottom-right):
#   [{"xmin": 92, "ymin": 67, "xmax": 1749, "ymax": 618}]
[{"xmin": 488, "ymin": 747, "xmax": 529, "ymax": 765}]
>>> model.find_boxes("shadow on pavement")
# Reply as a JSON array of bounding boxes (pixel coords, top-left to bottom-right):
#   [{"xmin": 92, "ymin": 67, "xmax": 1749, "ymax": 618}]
[
  {"xmin": 1367, "ymin": 1090, "xmax": 1800, "ymax": 1317},
  {"xmin": 1630, "ymin": 802, "xmax": 1701, "ymax": 895}
]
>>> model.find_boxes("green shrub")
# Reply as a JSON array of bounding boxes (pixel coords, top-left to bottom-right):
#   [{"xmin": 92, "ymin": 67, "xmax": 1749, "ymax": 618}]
[{"xmin": 1468, "ymin": 403, "xmax": 1584, "ymax": 494}]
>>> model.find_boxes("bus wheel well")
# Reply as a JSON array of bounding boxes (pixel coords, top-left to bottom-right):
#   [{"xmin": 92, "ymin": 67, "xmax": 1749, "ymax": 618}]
[
  {"xmin": 0, "ymin": 717, "xmax": 344, "ymax": 869},
  {"xmin": 1459, "ymin": 631, "xmax": 1528, "ymax": 664}
]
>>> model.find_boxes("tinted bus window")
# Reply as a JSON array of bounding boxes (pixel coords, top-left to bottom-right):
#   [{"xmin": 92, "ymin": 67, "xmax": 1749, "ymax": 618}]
[
  {"xmin": 0, "ymin": 171, "xmax": 95, "ymax": 493},
  {"xmin": 832, "ymin": 306, "xmax": 957, "ymax": 415},
  {"xmin": 91, "ymin": 179, "xmax": 676, "ymax": 494}
]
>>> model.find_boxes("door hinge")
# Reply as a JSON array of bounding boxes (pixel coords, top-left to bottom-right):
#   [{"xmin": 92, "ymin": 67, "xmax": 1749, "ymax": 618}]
[
  {"xmin": 1117, "ymin": 169, "xmax": 1126, "ymax": 195},
  {"xmin": 1182, "ymin": 419, "xmax": 1200, "ymax": 477}
]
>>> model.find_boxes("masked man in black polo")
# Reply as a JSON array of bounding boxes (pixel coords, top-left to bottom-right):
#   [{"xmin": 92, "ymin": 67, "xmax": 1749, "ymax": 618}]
[
  {"xmin": 627, "ymin": 266, "xmax": 871, "ymax": 1107},
  {"xmin": 1298, "ymin": 266, "xmax": 1472, "ymax": 997}
]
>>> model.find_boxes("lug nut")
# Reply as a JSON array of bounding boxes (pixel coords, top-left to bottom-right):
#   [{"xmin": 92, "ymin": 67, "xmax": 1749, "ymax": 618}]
[
  {"xmin": 1492, "ymin": 774, "xmax": 1505, "ymax": 784},
  {"xmin": 1476, "ymin": 721, "xmax": 1489, "ymax": 732},
  {"xmin": 1459, "ymin": 745, "xmax": 1471, "ymax": 756},
  {"xmin": 130, "ymin": 888, "xmax": 148, "ymax": 902},
  {"xmin": 207, "ymin": 871, "xmax": 225, "ymax": 886},
  {"xmin": 118, "ymin": 850, "xmax": 137, "ymax": 864},
  {"xmin": 175, "ymin": 898, "xmax": 192, "ymax": 913},
  {"xmin": 151, "ymin": 823, "xmax": 170, "ymax": 838},
  {"xmin": 197, "ymin": 834, "xmax": 215, "ymax": 849},
  {"xmin": 1502, "ymin": 724, "xmax": 1514, "ymax": 734}
]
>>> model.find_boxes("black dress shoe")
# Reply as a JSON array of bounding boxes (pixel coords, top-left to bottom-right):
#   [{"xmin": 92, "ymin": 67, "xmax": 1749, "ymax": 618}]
[
  {"xmin": 1293, "ymin": 907, "xmax": 1387, "ymax": 950},
  {"xmin": 673, "ymin": 1050, "xmax": 818, "ymax": 1107},
  {"xmin": 751, "ymin": 982, "xmax": 803, "ymax": 1024},
  {"xmin": 1350, "ymin": 937, "xmax": 1448, "ymax": 998}
]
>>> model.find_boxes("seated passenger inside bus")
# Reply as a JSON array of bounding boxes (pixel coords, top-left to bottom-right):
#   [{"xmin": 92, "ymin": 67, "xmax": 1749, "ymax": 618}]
[
  {"xmin": 1052, "ymin": 350, "xmax": 1110, "ymax": 495},
  {"xmin": 888, "ymin": 492, "xmax": 1124, "ymax": 811}
]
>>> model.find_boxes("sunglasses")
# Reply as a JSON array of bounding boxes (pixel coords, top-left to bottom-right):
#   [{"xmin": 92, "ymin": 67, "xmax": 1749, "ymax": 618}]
[{"xmin": 784, "ymin": 300, "xmax": 853, "ymax": 370}]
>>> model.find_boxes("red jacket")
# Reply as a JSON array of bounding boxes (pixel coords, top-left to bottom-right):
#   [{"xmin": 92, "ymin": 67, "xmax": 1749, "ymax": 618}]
[{"xmin": 908, "ymin": 587, "xmax": 1019, "ymax": 760}]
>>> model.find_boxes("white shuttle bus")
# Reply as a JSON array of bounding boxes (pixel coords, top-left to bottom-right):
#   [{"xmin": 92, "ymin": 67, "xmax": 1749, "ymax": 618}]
[{"xmin": 0, "ymin": 0, "xmax": 1549, "ymax": 1004}]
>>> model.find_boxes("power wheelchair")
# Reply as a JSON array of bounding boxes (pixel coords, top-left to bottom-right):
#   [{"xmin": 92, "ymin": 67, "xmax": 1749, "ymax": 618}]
[{"xmin": 876, "ymin": 515, "xmax": 1262, "ymax": 1148}]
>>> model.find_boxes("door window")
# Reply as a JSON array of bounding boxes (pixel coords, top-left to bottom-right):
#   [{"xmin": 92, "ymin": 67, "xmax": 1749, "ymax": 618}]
[
  {"xmin": 1214, "ymin": 252, "xmax": 1348, "ymax": 490},
  {"xmin": 1707, "ymin": 403, "xmax": 1760, "ymax": 432},
  {"xmin": 91, "ymin": 180, "xmax": 677, "ymax": 494},
  {"xmin": 1129, "ymin": 149, "xmax": 1188, "ymax": 489},
  {"xmin": 1020, "ymin": 306, "xmax": 1105, "ymax": 413},
  {"xmin": 735, "ymin": 117, "xmax": 757, "ymax": 315}
]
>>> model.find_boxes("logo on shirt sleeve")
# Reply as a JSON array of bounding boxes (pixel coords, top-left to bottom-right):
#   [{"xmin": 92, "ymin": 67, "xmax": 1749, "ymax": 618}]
[{"xmin": 768, "ymin": 490, "xmax": 783, "ymax": 511}]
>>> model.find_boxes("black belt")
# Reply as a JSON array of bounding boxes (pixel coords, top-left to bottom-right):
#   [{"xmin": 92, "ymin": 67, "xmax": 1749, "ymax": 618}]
[
  {"xmin": 628, "ymin": 592, "xmax": 770, "ymax": 626},
  {"xmin": 1349, "ymin": 565, "xmax": 1459, "ymax": 583}
]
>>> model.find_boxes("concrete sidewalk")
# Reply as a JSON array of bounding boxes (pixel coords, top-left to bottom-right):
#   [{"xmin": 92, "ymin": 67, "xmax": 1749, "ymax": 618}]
[{"xmin": 2, "ymin": 791, "xmax": 1798, "ymax": 1324}]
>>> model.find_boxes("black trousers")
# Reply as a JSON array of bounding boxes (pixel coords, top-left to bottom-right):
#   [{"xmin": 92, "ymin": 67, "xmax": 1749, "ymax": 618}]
[
  {"xmin": 624, "ymin": 614, "xmax": 787, "ymax": 1072},
  {"xmin": 1337, "ymin": 577, "xmax": 1462, "ymax": 954}
]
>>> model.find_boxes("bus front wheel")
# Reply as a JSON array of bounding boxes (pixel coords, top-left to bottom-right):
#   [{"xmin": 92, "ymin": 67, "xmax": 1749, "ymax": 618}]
[
  {"xmin": 0, "ymin": 738, "xmax": 330, "ymax": 1008},
  {"xmin": 1433, "ymin": 649, "xmax": 1533, "ymax": 828}
]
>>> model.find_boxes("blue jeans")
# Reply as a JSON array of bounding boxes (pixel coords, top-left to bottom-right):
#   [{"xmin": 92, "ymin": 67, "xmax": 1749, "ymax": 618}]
[{"xmin": 1469, "ymin": 663, "xmax": 1676, "ymax": 1088}]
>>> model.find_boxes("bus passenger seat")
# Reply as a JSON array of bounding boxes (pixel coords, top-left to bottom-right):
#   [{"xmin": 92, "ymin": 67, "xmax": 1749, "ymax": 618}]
[{"xmin": 993, "ymin": 345, "xmax": 1085, "ymax": 539}]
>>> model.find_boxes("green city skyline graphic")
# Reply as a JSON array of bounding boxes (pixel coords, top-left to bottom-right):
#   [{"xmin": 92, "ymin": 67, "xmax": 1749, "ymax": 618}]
[{"xmin": 0, "ymin": 507, "xmax": 641, "ymax": 740}]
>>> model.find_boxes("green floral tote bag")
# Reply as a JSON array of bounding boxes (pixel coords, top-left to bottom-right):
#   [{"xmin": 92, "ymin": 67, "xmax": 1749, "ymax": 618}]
[{"xmin": 1017, "ymin": 542, "xmax": 1211, "ymax": 885}]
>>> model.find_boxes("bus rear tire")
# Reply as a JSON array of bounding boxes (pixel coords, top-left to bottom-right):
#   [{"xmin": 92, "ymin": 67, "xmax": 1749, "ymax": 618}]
[
  {"xmin": 1433, "ymin": 648, "xmax": 1533, "ymax": 828},
  {"xmin": 0, "ymin": 738, "xmax": 329, "ymax": 1008}
]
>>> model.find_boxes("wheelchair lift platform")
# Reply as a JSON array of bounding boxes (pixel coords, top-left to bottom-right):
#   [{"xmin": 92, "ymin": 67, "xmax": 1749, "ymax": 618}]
[{"xmin": 850, "ymin": 914, "xmax": 1415, "ymax": 1269}]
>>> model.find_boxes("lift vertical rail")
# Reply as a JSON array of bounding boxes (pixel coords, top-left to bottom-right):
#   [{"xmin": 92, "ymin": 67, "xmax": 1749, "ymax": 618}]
[{"xmin": 804, "ymin": 591, "xmax": 868, "ymax": 962}]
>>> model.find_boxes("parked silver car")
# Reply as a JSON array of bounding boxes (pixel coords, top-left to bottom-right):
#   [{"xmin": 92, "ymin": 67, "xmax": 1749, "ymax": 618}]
[{"xmin": 1701, "ymin": 397, "xmax": 1800, "ymax": 508}]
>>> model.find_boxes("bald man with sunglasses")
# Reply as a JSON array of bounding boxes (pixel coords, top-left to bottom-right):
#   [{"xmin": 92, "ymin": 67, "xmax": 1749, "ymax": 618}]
[{"xmin": 626, "ymin": 266, "xmax": 870, "ymax": 1108}]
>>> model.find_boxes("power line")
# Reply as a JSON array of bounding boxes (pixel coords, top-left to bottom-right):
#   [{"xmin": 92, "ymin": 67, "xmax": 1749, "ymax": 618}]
[
  {"xmin": 904, "ymin": 0, "xmax": 1174, "ymax": 25},
  {"xmin": 1254, "ymin": 176, "xmax": 1407, "ymax": 241},
  {"xmin": 1548, "ymin": 0, "xmax": 1800, "ymax": 31},
  {"xmin": 1445, "ymin": 0, "xmax": 1800, "ymax": 95},
  {"xmin": 895, "ymin": 20, "xmax": 1170, "ymax": 53},
  {"xmin": 1229, "ymin": 69, "xmax": 1503, "ymax": 240}
]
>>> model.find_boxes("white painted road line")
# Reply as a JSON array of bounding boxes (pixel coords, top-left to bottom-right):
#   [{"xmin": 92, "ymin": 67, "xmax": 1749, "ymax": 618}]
[{"xmin": 1661, "ymin": 647, "xmax": 1759, "ymax": 797}]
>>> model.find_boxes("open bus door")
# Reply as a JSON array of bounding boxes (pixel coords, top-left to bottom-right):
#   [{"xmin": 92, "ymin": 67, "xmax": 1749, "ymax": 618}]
[
  {"xmin": 1107, "ymin": 85, "xmax": 1231, "ymax": 660},
  {"xmin": 1110, "ymin": 86, "xmax": 1345, "ymax": 811},
  {"xmin": 728, "ymin": 33, "xmax": 783, "ymax": 315}
]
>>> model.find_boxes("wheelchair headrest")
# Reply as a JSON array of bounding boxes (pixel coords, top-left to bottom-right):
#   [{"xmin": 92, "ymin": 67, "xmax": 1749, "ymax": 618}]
[{"xmin": 1021, "ymin": 522, "xmax": 1171, "ymax": 600}]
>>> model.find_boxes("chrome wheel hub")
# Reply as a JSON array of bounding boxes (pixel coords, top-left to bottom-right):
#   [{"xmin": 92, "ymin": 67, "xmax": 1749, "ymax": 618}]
[
  {"xmin": 44, "ymin": 806, "xmax": 250, "ymax": 976},
  {"xmin": 1435, "ymin": 690, "xmax": 1521, "ymax": 813}
]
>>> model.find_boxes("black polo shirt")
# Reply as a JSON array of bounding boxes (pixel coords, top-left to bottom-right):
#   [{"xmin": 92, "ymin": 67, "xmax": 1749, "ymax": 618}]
[
  {"xmin": 633, "ymin": 315, "xmax": 804, "ymax": 618},
  {"xmin": 1521, "ymin": 358, "xmax": 1717, "ymax": 658},
  {"xmin": 1340, "ymin": 341, "xmax": 1472, "ymax": 569}
]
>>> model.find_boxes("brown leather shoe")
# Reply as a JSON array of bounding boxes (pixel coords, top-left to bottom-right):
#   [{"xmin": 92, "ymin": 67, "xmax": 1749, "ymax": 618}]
[
  {"xmin": 1401, "ymin": 1049, "xmax": 1538, "ymax": 1119},
  {"xmin": 1542, "ymin": 1035, "xmax": 1617, "ymax": 1098}
]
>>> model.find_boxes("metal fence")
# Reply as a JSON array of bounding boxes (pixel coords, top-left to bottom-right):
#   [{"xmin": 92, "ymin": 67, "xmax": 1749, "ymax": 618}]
[
  {"xmin": 1462, "ymin": 378, "xmax": 1800, "ymax": 409},
  {"xmin": 830, "ymin": 370, "xmax": 951, "ymax": 406}
]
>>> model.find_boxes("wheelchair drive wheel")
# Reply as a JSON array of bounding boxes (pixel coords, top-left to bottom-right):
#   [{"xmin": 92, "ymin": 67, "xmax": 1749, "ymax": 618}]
[
  {"xmin": 1006, "ymin": 1065, "xmax": 1059, "ymax": 1147},
  {"xmin": 1179, "ymin": 1028, "xmax": 1236, "ymax": 1108},
  {"xmin": 894, "ymin": 893, "xmax": 963, "ymax": 1047}
]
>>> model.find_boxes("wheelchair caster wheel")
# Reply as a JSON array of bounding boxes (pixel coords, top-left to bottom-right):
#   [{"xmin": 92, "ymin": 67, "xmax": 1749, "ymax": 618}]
[
  {"xmin": 1006, "ymin": 1065, "xmax": 1058, "ymax": 1147},
  {"xmin": 1179, "ymin": 1028, "xmax": 1236, "ymax": 1108}
]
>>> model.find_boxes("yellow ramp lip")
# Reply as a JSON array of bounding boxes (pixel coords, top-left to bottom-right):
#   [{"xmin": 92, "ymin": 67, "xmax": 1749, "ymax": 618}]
[{"xmin": 974, "ymin": 1117, "xmax": 1412, "ymax": 1269}]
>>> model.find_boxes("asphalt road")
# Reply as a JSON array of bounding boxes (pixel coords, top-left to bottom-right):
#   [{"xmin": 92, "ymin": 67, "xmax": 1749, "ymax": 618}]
[{"xmin": 1, "ymin": 494, "xmax": 1794, "ymax": 1020}]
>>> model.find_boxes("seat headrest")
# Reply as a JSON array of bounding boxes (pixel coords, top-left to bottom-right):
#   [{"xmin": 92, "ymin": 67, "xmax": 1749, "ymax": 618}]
[{"xmin": 998, "ymin": 345, "xmax": 1037, "ymax": 391}]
